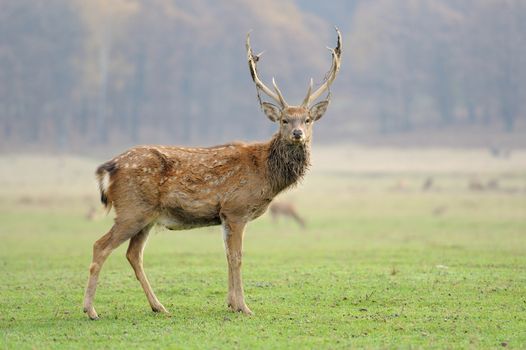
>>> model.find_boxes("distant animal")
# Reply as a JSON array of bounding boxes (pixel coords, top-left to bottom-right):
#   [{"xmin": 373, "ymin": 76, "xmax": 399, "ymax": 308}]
[
  {"xmin": 269, "ymin": 201, "xmax": 306, "ymax": 228},
  {"xmin": 432, "ymin": 205, "xmax": 447, "ymax": 216},
  {"xmin": 489, "ymin": 146, "xmax": 511, "ymax": 159},
  {"xmin": 486, "ymin": 178, "xmax": 499, "ymax": 190},
  {"xmin": 83, "ymin": 29, "xmax": 342, "ymax": 319},
  {"xmin": 468, "ymin": 178, "xmax": 485, "ymax": 191},
  {"xmin": 422, "ymin": 177, "xmax": 434, "ymax": 191}
]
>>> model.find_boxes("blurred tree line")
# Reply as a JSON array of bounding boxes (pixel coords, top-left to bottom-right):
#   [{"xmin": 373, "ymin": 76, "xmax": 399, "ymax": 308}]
[{"xmin": 0, "ymin": 0, "xmax": 524, "ymax": 152}]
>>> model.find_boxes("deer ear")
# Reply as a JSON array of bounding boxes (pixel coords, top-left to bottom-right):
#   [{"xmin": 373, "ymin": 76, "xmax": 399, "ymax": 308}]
[
  {"xmin": 309, "ymin": 100, "xmax": 329, "ymax": 121},
  {"xmin": 261, "ymin": 102, "xmax": 281, "ymax": 122}
]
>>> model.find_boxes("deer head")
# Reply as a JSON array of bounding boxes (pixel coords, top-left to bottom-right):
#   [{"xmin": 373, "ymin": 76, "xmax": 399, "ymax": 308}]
[{"xmin": 246, "ymin": 28, "xmax": 342, "ymax": 145}]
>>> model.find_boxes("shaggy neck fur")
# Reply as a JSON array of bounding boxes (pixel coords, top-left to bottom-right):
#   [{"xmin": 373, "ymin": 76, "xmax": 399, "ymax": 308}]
[{"xmin": 267, "ymin": 134, "xmax": 311, "ymax": 194}]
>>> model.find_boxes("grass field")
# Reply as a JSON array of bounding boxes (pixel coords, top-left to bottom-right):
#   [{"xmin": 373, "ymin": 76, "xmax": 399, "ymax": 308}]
[{"xmin": 1, "ymin": 148, "xmax": 525, "ymax": 349}]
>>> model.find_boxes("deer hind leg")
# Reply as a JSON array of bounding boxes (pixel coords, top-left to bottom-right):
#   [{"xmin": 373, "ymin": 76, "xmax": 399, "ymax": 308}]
[
  {"xmin": 291, "ymin": 211, "xmax": 306, "ymax": 229},
  {"xmin": 126, "ymin": 225, "xmax": 168, "ymax": 314},
  {"xmin": 83, "ymin": 220, "xmax": 146, "ymax": 320},
  {"xmin": 222, "ymin": 220, "xmax": 252, "ymax": 315}
]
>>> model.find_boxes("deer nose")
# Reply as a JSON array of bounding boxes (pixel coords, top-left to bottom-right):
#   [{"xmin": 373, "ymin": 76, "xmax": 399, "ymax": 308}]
[{"xmin": 292, "ymin": 129, "xmax": 303, "ymax": 139}]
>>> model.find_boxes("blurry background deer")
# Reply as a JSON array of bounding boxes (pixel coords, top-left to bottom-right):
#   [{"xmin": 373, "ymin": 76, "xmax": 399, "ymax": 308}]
[{"xmin": 269, "ymin": 202, "xmax": 306, "ymax": 229}]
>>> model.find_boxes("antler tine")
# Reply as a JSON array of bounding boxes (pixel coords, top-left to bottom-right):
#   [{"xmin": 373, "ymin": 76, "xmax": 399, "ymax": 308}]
[
  {"xmin": 272, "ymin": 78, "xmax": 288, "ymax": 108},
  {"xmin": 301, "ymin": 78, "xmax": 314, "ymax": 107},
  {"xmin": 303, "ymin": 27, "xmax": 342, "ymax": 106},
  {"xmin": 246, "ymin": 32, "xmax": 287, "ymax": 108}
]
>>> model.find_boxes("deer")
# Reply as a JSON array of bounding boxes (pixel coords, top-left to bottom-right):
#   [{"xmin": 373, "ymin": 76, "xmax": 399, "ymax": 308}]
[
  {"xmin": 83, "ymin": 29, "xmax": 342, "ymax": 319},
  {"xmin": 269, "ymin": 201, "xmax": 306, "ymax": 229}
]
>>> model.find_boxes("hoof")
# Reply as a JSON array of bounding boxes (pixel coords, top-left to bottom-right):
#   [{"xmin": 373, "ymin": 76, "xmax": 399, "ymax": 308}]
[
  {"xmin": 151, "ymin": 304, "xmax": 169, "ymax": 314},
  {"xmin": 240, "ymin": 307, "xmax": 254, "ymax": 316},
  {"xmin": 84, "ymin": 307, "xmax": 99, "ymax": 320},
  {"xmin": 228, "ymin": 303, "xmax": 253, "ymax": 315}
]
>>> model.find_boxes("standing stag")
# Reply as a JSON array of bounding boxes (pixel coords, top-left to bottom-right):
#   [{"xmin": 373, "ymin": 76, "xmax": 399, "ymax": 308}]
[{"xmin": 83, "ymin": 29, "xmax": 342, "ymax": 319}]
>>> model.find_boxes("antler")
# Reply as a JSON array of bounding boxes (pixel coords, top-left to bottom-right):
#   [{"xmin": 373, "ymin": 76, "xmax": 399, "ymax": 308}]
[
  {"xmin": 301, "ymin": 28, "xmax": 342, "ymax": 107},
  {"xmin": 246, "ymin": 32, "xmax": 289, "ymax": 109}
]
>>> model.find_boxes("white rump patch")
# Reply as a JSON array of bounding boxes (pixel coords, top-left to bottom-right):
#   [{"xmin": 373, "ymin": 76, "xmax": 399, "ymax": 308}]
[{"xmin": 101, "ymin": 172, "xmax": 111, "ymax": 193}]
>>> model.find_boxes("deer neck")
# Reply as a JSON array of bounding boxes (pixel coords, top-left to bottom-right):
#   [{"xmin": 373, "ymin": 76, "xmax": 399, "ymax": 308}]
[{"xmin": 266, "ymin": 134, "xmax": 311, "ymax": 194}]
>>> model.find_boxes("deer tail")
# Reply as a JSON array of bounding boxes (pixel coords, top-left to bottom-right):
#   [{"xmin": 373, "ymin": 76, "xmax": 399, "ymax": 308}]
[{"xmin": 95, "ymin": 160, "xmax": 117, "ymax": 213}]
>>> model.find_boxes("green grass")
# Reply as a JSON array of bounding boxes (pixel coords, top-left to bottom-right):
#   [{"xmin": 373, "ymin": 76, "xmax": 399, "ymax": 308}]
[{"xmin": 1, "ymin": 170, "xmax": 525, "ymax": 349}]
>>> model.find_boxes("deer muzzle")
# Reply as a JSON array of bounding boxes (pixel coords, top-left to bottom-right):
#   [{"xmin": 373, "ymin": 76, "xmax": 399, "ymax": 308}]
[{"xmin": 291, "ymin": 129, "xmax": 305, "ymax": 143}]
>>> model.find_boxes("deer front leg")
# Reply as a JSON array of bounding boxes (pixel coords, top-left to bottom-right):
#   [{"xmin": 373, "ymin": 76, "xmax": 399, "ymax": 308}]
[{"xmin": 222, "ymin": 220, "xmax": 253, "ymax": 315}]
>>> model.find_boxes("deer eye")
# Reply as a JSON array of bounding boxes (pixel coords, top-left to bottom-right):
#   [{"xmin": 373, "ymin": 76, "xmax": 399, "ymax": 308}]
[
  {"xmin": 305, "ymin": 118, "xmax": 311, "ymax": 124},
  {"xmin": 281, "ymin": 119, "xmax": 289, "ymax": 125}
]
